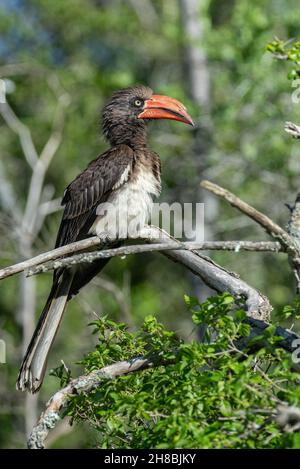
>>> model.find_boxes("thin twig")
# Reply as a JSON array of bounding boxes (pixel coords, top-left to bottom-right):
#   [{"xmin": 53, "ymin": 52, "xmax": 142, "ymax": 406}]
[
  {"xmin": 276, "ymin": 405, "xmax": 300, "ymax": 432},
  {"xmin": 26, "ymin": 241, "xmax": 284, "ymax": 277},
  {"xmin": 0, "ymin": 236, "xmax": 100, "ymax": 280},
  {"xmin": 200, "ymin": 180, "xmax": 291, "ymax": 245},
  {"xmin": 0, "ymin": 239, "xmax": 283, "ymax": 281},
  {"xmin": 285, "ymin": 121, "xmax": 300, "ymax": 139},
  {"xmin": 0, "ymin": 101, "xmax": 38, "ymax": 168},
  {"xmin": 286, "ymin": 192, "xmax": 300, "ymax": 293},
  {"xmin": 201, "ymin": 179, "xmax": 300, "ymax": 293},
  {"xmin": 21, "ymin": 91, "xmax": 70, "ymax": 239}
]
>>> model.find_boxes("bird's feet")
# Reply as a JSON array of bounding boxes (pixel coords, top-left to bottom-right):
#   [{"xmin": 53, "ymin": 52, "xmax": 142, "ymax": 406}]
[{"xmin": 96, "ymin": 229, "xmax": 118, "ymax": 244}]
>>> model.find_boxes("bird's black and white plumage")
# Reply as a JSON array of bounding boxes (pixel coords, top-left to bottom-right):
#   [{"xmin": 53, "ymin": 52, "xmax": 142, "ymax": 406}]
[{"xmin": 17, "ymin": 85, "xmax": 193, "ymax": 393}]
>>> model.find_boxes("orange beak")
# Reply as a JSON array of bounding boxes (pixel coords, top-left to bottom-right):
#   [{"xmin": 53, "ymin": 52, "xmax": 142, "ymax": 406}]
[{"xmin": 138, "ymin": 94, "xmax": 194, "ymax": 126}]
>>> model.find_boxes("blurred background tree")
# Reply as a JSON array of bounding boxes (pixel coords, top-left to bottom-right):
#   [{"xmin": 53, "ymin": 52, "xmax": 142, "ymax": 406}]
[{"xmin": 0, "ymin": 0, "xmax": 300, "ymax": 448}]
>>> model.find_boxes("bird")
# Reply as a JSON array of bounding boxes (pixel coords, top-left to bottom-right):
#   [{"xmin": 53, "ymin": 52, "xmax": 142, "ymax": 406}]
[{"xmin": 17, "ymin": 85, "xmax": 193, "ymax": 393}]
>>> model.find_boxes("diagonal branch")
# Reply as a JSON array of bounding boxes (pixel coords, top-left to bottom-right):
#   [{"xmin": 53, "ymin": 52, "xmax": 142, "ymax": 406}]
[
  {"xmin": 200, "ymin": 180, "xmax": 291, "ymax": 245},
  {"xmin": 27, "ymin": 357, "xmax": 155, "ymax": 449},
  {"xmin": 0, "ymin": 159, "xmax": 22, "ymax": 225},
  {"xmin": 0, "ymin": 236, "xmax": 101, "ymax": 280},
  {"xmin": 285, "ymin": 121, "xmax": 300, "ymax": 139},
  {"xmin": 141, "ymin": 226, "xmax": 272, "ymax": 321},
  {"xmin": 200, "ymin": 179, "xmax": 300, "ymax": 293},
  {"xmin": 0, "ymin": 101, "xmax": 38, "ymax": 169},
  {"xmin": 22, "ymin": 91, "xmax": 70, "ymax": 240}
]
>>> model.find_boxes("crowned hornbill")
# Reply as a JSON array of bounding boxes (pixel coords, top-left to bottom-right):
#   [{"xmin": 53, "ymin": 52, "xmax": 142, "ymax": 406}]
[{"xmin": 17, "ymin": 85, "xmax": 193, "ymax": 393}]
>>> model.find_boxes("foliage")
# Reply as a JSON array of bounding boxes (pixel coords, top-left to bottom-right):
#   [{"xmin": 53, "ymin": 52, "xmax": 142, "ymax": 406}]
[
  {"xmin": 54, "ymin": 293, "xmax": 300, "ymax": 449},
  {"xmin": 267, "ymin": 38, "xmax": 300, "ymax": 79},
  {"xmin": 275, "ymin": 296, "xmax": 300, "ymax": 322}
]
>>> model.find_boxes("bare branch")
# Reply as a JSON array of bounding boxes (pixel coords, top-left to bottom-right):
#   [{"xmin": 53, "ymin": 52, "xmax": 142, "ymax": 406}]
[
  {"xmin": 183, "ymin": 240, "xmax": 282, "ymax": 252},
  {"xmin": 201, "ymin": 180, "xmax": 300, "ymax": 293},
  {"xmin": 0, "ymin": 224, "xmax": 272, "ymax": 319},
  {"xmin": 285, "ymin": 121, "xmax": 300, "ymax": 139},
  {"xmin": 287, "ymin": 193, "xmax": 300, "ymax": 241},
  {"xmin": 32, "ymin": 198, "xmax": 62, "ymax": 241},
  {"xmin": 0, "ymin": 63, "xmax": 46, "ymax": 77},
  {"xmin": 276, "ymin": 405, "xmax": 300, "ymax": 432},
  {"xmin": 141, "ymin": 226, "xmax": 271, "ymax": 321},
  {"xmin": 26, "ymin": 240, "xmax": 284, "ymax": 278},
  {"xmin": 0, "ymin": 79, "xmax": 70, "ymax": 249},
  {"xmin": 200, "ymin": 178, "xmax": 300, "ymax": 270},
  {"xmin": 0, "ymin": 236, "xmax": 101, "ymax": 280},
  {"xmin": 0, "ymin": 101, "xmax": 38, "ymax": 168},
  {"xmin": 201, "ymin": 180, "xmax": 290, "ymax": 244},
  {"xmin": 286, "ymin": 192, "xmax": 300, "ymax": 293},
  {"xmin": 0, "ymin": 237, "xmax": 282, "ymax": 281},
  {"xmin": 27, "ymin": 357, "xmax": 155, "ymax": 449},
  {"xmin": 0, "ymin": 159, "xmax": 22, "ymax": 224},
  {"xmin": 0, "ymin": 72, "xmax": 69, "ymax": 440},
  {"xmin": 128, "ymin": 0, "xmax": 158, "ymax": 28},
  {"xmin": 22, "ymin": 90, "xmax": 70, "ymax": 239},
  {"xmin": 38, "ymin": 197, "xmax": 62, "ymax": 216}
]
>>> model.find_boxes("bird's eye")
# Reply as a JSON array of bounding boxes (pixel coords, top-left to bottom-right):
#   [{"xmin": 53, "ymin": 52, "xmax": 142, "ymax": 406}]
[{"xmin": 134, "ymin": 99, "xmax": 143, "ymax": 107}]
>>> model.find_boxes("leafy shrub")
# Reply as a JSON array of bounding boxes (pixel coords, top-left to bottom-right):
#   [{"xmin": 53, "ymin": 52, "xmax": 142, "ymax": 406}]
[{"xmin": 52, "ymin": 294, "xmax": 300, "ymax": 449}]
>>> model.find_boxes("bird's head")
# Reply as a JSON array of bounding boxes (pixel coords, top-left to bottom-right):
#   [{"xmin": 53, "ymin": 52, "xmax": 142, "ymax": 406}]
[{"xmin": 102, "ymin": 85, "xmax": 193, "ymax": 147}]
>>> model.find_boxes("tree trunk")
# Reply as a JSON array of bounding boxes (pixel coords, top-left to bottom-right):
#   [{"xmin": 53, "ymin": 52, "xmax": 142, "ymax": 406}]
[{"xmin": 179, "ymin": 0, "xmax": 218, "ymax": 338}]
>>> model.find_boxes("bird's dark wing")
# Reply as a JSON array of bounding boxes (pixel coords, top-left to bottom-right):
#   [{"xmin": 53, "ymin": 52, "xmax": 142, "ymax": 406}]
[{"xmin": 55, "ymin": 144, "xmax": 134, "ymax": 248}]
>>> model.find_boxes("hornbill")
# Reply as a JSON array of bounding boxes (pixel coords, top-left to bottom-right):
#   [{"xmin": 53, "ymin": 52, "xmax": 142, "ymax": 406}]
[{"xmin": 17, "ymin": 85, "xmax": 193, "ymax": 393}]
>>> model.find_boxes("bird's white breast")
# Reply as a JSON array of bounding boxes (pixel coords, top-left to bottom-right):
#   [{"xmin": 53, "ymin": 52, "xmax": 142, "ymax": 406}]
[{"xmin": 90, "ymin": 170, "xmax": 161, "ymax": 240}]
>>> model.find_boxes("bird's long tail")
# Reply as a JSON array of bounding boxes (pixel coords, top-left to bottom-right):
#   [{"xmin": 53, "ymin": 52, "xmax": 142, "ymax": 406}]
[{"xmin": 17, "ymin": 270, "xmax": 74, "ymax": 393}]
